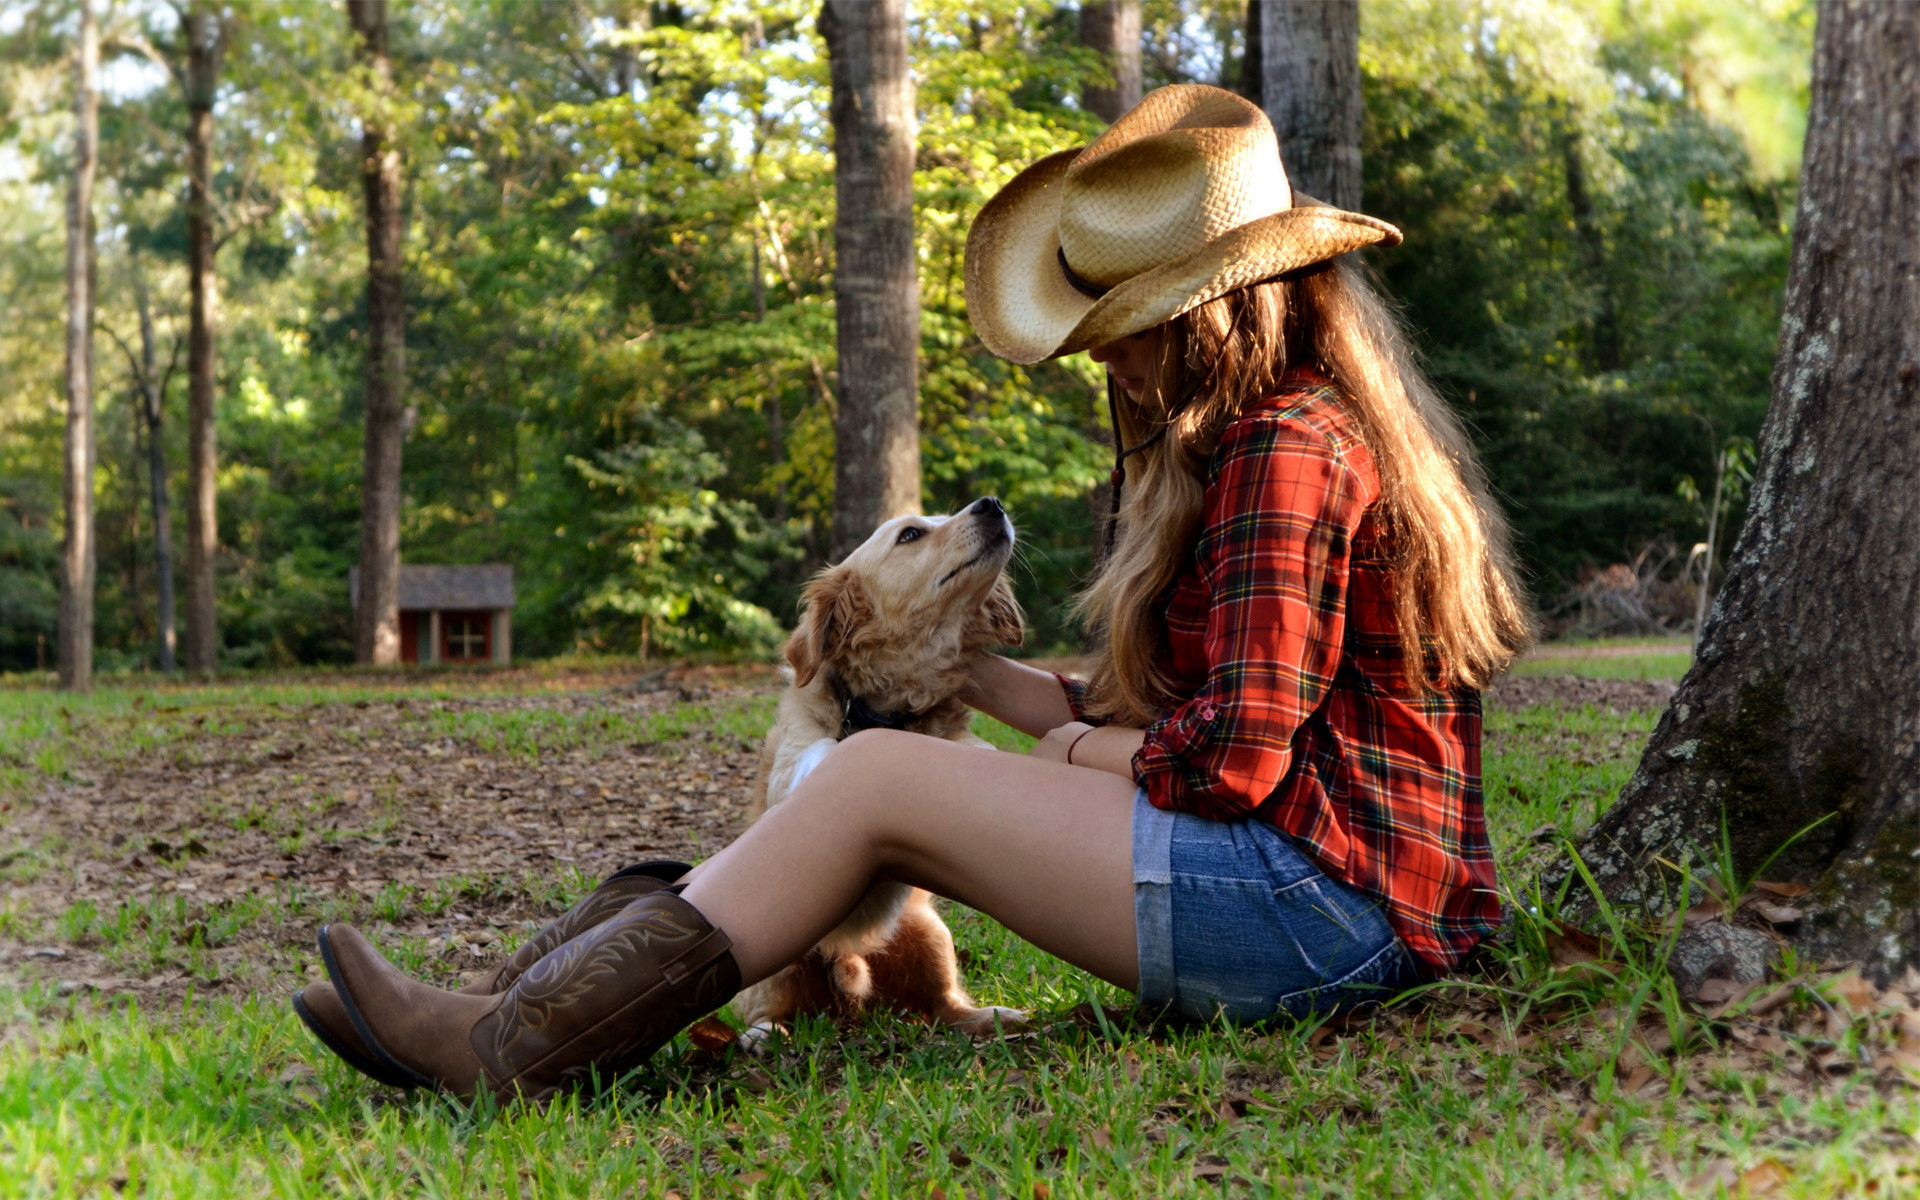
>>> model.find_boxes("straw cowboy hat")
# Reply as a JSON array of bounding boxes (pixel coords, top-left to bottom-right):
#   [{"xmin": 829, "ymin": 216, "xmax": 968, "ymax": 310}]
[{"xmin": 965, "ymin": 83, "xmax": 1402, "ymax": 365}]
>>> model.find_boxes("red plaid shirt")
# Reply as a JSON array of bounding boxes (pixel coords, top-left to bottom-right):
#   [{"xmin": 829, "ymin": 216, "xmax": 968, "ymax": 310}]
[{"xmin": 1063, "ymin": 370, "xmax": 1499, "ymax": 972}]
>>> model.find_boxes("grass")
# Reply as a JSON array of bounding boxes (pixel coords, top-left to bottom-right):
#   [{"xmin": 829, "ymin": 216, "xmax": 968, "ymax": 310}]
[{"xmin": 0, "ymin": 649, "xmax": 1913, "ymax": 1196}]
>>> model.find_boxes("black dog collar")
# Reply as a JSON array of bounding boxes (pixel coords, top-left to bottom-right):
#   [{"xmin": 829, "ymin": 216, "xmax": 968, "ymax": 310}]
[{"xmin": 827, "ymin": 672, "xmax": 928, "ymax": 741}]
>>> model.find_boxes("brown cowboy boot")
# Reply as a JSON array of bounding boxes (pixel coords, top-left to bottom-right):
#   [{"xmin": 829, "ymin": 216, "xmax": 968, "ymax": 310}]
[
  {"xmin": 459, "ymin": 860, "xmax": 692, "ymax": 995},
  {"xmin": 321, "ymin": 889, "xmax": 740, "ymax": 1105},
  {"xmin": 292, "ymin": 860, "xmax": 687, "ymax": 1086}
]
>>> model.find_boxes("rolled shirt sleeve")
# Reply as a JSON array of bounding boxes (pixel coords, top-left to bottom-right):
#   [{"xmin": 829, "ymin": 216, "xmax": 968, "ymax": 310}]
[{"xmin": 1132, "ymin": 410, "xmax": 1375, "ymax": 819}]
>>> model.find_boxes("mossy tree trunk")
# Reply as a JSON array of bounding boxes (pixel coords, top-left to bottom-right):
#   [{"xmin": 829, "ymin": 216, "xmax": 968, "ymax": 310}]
[
  {"xmin": 820, "ymin": 0, "xmax": 920, "ymax": 562},
  {"xmin": 1545, "ymin": 0, "xmax": 1920, "ymax": 981}
]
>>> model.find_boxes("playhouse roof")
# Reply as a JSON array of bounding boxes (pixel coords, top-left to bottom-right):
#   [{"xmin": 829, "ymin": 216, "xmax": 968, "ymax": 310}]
[{"xmin": 349, "ymin": 564, "xmax": 515, "ymax": 611}]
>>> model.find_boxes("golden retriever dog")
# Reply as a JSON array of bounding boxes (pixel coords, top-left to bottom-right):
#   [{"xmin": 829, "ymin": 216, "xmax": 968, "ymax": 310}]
[{"xmin": 732, "ymin": 496, "xmax": 1028, "ymax": 1049}]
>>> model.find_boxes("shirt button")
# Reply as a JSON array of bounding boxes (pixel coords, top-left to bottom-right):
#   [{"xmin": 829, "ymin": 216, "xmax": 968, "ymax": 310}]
[{"xmin": 1199, "ymin": 704, "xmax": 1218, "ymax": 721}]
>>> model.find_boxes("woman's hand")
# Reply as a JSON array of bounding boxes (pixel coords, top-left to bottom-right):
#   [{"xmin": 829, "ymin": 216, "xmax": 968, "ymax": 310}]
[
  {"xmin": 964, "ymin": 655, "xmax": 1077, "ymax": 739},
  {"xmin": 1030, "ymin": 721, "xmax": 1094, "ymax": 764},
  {"xmin": 1031, "ymin": 721, "xmax": 1147, "ymax": 780}
]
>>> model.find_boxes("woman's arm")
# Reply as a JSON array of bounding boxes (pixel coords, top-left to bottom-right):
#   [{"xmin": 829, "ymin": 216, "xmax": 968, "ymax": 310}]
[
  {"xmin": 1030, "ymin": 721, "xmax": 1145, "ymax": 780},
  {"xmin": 961, "ymin": 654, "xmax": 1078, "ymax": 739}
]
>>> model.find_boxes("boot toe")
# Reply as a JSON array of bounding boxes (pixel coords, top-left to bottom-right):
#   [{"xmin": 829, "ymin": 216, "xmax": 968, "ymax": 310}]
[
  {"xmin": 321, "ymin": 922, "xmax": 500, "ymax": 1099},
  {"xmin": 291, "ymin": 982, "xmax": 415, "ymax": 1090}
]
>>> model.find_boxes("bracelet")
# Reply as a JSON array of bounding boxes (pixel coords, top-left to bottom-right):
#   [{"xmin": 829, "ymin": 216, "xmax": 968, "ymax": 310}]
[{"xmin": 1066, "ymin": 727, "xmax": 1096, "ymax": 766}]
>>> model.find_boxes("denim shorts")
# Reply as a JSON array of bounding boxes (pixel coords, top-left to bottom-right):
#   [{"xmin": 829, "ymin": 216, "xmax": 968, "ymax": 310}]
[{"xmin": 1132, "ymin": 789, "xmax": 1419, "ymax": 1022}]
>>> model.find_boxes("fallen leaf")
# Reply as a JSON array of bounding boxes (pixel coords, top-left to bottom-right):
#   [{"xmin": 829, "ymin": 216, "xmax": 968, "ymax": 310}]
[
  {"xmin": 1739, "ymin": 1159, "xmax": 1791, "ymax": 1194},
  {"xmin": 1750, "ymin": 880, "xmax": 1810, "ymax": 899},
  {"xmin": 1031, "ymin": 1184, "xmax": 1051, "ymax": 1200},
  {"xmin": 1452, "ymin": 1019, "xmax": 1498, "ymax": 1046},
  {"xmin": 1089, "ymin": 1128, "xmax": 1114, "ymax": 1150},
  {"xmin": 1623, "ymin": 1065, "xmax": 1656, "ymax": 1094},
  {"xmin": 1682, "ymin": 901, "xmax": 1724, "ymax": 927},
  {"xmin": 276, "ymin": 1062, "xmax": 317, "ymax": 1085},
  {"xmin": 1192, "ymin": 1159, "xmax": 1229, "ymax": 1180},
  {"xmin": 1547, "ymin": 927, "xmax": 1604, "ymax": 967},
  {"xmin": 1829, "ymin": 970, "xmax": 1877, "ymax": 1015},
  {"xmin": 1571, "ymin": 1109, "xmax": 1603, "ymax": 1146},
  {"xmin": 947, "ymin": 1148, "xmax": 971, "ymax": 1168},
  {"xmin": 1694, "ymin": 978, "xmax": 1747, "ymax": 1006},
  {"xmin": 1751, "ymin": 902, "xmax": 1803, "ymax": 925},
  {"xmin": 1687, "ymin": 1161, "xmax": 1739, "ymax": 1194},
  {"xmin": 686, "ymin": 1016, "xmax": 737, "ymax": 1052}
]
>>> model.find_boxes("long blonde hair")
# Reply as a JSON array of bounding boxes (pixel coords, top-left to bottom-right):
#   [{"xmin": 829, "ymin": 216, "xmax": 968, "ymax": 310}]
[{"xmin": 1075, "ymin": 257, "xmax": 1534, "ymax": 724}]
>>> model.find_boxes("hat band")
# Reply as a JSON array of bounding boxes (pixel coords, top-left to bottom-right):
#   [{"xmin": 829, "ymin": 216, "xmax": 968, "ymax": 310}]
[{"xmin": 1056, "ymin": 248, "xmax": 1112, "ymax": 299}]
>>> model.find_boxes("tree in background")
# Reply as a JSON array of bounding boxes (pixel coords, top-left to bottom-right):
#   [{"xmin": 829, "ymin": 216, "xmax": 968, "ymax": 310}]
[
  {"xmin": 1551, "ymin": 1, "xmax": 1920, "ymax": 978},
  {"xmin": 819, "ymin": 0, "xmax": 921, "ymax": 561},
  {"xmin": 1251, "ymin": 0, "xmax": 1362, "ymax": 208},
  {"xmin": 104, "ymin": 257, "xmax": 180, "ymax": 672},
  {"xmin": 179, "ymin": 2, "xmax": 228, "ymax": 673},
  {"xmin": 1079, "ymin": 0, "xmax": 1142, "ymax": 123},
  {"xmin": 57, "ymin": 0, "xmax": 98, "ymax": 691},
  {"xmin": 0, "ymin": 0, "xmax": 1815, "ymax": 670},
  {"xmin": 347, "ymin": 0, "xmax": 405, "ymax": 666}
]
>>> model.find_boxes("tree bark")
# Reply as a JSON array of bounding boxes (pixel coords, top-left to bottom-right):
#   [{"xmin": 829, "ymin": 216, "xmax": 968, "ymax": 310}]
[
  {"xmin": 133, "ymin": 264, "xmax": 177, "ymax": 672},
  {"xmin": 349, "ymin": 0, "xmax": 406, "ymax": 665},
  {"xmin": 182, "ymin": 4, "xmax": 223, "ymax": 673},
  {"xmin": 1545, "ymin": 1, "xmax": 1920, "ymax": 982},
  {"xmin": 1078, "ymin": 0, "xmax": 1141, "ymax": 124},
  {"xmin": 820, "ymin": 0, "xmax": 920, "ymax": 562},
  {"xmin": 58, "ymin": 0, "xmax": 98, "ymax": 692},
  {"xmin": 1254, "ymin": 0, "xmax": 1362, "ymax": 210}
]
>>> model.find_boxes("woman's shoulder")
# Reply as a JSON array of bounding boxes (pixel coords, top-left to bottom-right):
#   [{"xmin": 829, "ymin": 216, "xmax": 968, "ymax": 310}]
[{"xmin": 1212, "ymin": 366, "xmax": 1377, "ymax": 487}]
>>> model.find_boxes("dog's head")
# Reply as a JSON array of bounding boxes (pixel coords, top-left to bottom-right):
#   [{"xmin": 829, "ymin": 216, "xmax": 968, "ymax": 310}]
[{"xmin": 786, "ymin": 497, "xmax": 1023, "ymax": 701}]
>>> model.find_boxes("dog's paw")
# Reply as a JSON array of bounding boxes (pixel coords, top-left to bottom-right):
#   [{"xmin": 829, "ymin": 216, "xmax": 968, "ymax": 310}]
[
  {"xmin": 736, "ymin": 1021, "xmax": 787, "ymax": 1056},
  {"xmin": 951, "ymin": 1006, "xmax": 1028, "ymax": 1037}
]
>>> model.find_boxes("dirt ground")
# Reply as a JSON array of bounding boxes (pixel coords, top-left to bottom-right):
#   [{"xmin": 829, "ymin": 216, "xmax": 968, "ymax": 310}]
[{"xmin": 1, "ymin": 666, "xmax": 1670, "ymax": 1009}]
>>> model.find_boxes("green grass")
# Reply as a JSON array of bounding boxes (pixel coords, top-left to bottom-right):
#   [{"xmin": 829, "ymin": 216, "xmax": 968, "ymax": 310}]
[
  {"xmin": 0, "ymin": 655, "xmax": 1910, "ymax": 1196},
  {"xmin": 1511, "ymin": 653, "xmax": 1693, "ymax": 681}
]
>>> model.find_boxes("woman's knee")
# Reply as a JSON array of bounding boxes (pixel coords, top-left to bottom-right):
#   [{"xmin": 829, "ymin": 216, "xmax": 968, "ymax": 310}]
[{"xmin": 784, "ymin": 730, "xmax": 945, "ymax": 841}]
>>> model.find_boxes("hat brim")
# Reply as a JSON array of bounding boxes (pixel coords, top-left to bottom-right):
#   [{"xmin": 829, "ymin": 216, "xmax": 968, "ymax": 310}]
[{"xmin": 965, "ymin": 148, "xmax": 1403, "ymax": 365}]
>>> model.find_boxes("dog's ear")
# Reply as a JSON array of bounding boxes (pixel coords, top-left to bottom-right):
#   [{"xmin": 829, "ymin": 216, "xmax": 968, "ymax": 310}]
[
  {"xmin": 786, "ymin": 568, "xmax": 871, "ymax": 687},
  {"xmin": 980, "ymin": 575, "xmax": 1025, "ymax": 648}
]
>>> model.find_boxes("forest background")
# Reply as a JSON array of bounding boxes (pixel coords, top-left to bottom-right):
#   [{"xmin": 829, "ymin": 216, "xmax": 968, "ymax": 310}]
[{"xmin": 0, "ymin": 0, "xmax": 1813, "ymax": 673}]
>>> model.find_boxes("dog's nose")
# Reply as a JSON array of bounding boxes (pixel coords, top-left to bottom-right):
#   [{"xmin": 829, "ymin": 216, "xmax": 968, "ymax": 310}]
[{"xmin": 970, "ymin": 496, "xmax": 1004, "ymax": 520}]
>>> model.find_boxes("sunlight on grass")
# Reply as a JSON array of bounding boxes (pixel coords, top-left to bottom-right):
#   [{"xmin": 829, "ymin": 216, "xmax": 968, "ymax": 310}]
[{"xmin": 4, "ymin": 658, "xmax": 1906, "ymax": 1197}]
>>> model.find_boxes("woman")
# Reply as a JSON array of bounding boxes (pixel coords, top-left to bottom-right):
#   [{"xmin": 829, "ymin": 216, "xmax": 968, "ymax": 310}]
[{"xmin": 295, "ymin": 85, "xmax": 1531, "ymax": 1104}]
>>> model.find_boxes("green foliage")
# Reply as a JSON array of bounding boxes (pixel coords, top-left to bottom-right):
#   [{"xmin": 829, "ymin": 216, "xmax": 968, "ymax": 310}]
[
  {"xmin": 1364, "ymin": 0, "xmax": 1810, "ymax": 587},
  {"xmin": 0, "ymin": 0, "xmax": 1814, "ymax": 669}
]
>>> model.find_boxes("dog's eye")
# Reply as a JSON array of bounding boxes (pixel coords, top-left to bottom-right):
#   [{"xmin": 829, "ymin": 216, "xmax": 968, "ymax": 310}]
[{"xmin": 895, "ymin": 526, "xmax": 924, "ymax": 545}]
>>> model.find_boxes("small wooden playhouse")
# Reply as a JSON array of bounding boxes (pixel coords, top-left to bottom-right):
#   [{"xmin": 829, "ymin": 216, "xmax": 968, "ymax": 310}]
[{"xmin": 349, "ymin": 564, "xmax": 515, "ymax": 665}]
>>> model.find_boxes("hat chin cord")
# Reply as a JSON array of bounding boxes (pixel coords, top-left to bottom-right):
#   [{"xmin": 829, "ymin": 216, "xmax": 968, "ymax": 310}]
[{"xmin": 1095, "ymin": 290, "xmax": 1250, "ymax": 562}]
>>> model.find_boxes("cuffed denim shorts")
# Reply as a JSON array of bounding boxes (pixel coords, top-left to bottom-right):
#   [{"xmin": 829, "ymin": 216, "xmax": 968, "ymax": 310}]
[{"xmin": 1132, "ymin": 789, "xmax": 1419, "ymax": 1022}]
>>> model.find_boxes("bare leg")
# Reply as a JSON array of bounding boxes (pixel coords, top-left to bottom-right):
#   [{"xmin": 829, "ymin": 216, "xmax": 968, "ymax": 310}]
[{"xmin": 680, "ymin": 729, "xmax": 1140, "ymax": 991}]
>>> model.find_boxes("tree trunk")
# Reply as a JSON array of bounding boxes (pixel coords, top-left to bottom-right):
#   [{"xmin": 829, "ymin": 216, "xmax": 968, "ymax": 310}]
[
  {"xmin": 1240, "ymin": 0, "xmax": 1263, "ymax": 103},
  {"xmin": 349, "ymin": 0, "xmax": 406, "ymax": 665},
  {"xmin": 134, "ymin": 264, "xmax": 177, "ymax": 672},
  {"xmin": 820, "ymin": 0, "xmax": 920, "ymax": 562},
  {"xmin": 1255, "ymin": 0, "xmax": 1362, "ymax": 210},
  {"xmin": 1078, "ymin": 0, "xmax": 1141, "ymax": 124},
  {"xmin": 1545, "ymin": 1, "xmax": 1920, "ymax": 982},
  {"xmin": 1563, "ymin": 122, "xmax": 1622, "ymax": 373},
  {"xmin": 58, "ymin": 0, "xmax": 98, "ymax": 692},
  {"xmin": 183, "ymin": 4, "xmax": 223, "ymax": 673}
]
